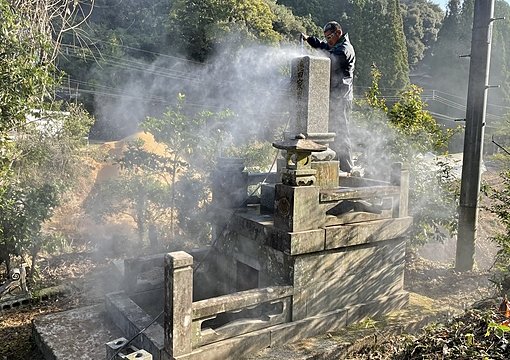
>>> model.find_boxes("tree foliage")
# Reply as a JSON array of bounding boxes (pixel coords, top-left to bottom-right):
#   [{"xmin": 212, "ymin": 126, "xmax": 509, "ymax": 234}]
[
  {"xmin": 85, "ymin": 140, "xmax": 174, "ymax": 246},
  {"xmin": 1, "ymin": 104, "xmax": 93, "ymax": 275},
  {"xmin": 353, "ymin": 67, "xmax": 458, "ymax": 245},
  {"xmin": 333, "ymin": 0, "xmax": 410, "ymax": 92},
  {"xmin": 400, "ymin": 0, "xmax": 444, "ymax": 69},
  {"xmin": 167, "ymin": 0, "xmax": 281, "ymax": 61},
  {"xmin": 421, "ymin": 0, "xmax": 510, "ymax": 108},
  {"xmin": 276, "ymin": 0, "xmax": 349, "ymax": 28},
  {"xmin": 488, "ymin": 168, "xmax": 510, "ymax": 294},
  {"xmin": 0, "ymin": 0, "xmax": 56, "ymax": 181},
  {"xmin": 0, "ymin": 0, "xmax": 95, "ymax": 277},
  {"xmin": 85, "ymin": 94, "xmax": 234, "ymax": 246}
]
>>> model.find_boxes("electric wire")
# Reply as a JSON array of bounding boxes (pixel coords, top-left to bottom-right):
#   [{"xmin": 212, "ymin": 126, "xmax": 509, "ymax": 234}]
[
  {"xmin": 85, "ymin": 37, "xmax": 205, "ymax": 66},
  {"xmin": 58, "ymin": 84, "xmax": 290, "ymax": 116},
  {"xmin": 492, "ymin": 136, "xmax": 510, "ymax": 156},
  {"xmin": 59, "ymin": 43, "xmax": 293, "ymax": 97},
  {"xmin": 61, "ymin": 40, "xmax": 510, "ymax": 111},
  {"xmin": 59, "ymin": 42, "xmax": 508, "ymax": 120}
]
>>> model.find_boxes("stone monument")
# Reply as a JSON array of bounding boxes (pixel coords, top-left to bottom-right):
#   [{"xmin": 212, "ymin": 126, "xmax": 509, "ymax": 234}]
[{"xmin": 32, "ymin": 55, "xmax": 412, "ymax": 360}]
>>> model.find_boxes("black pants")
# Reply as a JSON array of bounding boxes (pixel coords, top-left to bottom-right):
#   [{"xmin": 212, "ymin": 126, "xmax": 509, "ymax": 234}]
[{"xmin": 329, "ymin": 97, "xmax": 353, "ymax": 172}]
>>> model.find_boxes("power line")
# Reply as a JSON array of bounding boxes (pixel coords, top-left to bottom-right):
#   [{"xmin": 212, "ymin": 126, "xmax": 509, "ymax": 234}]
[
  {"xmin": 60, "ymin": 44, "xmax": 294, "ymax": 97},
  {"xmin": 61, "ymin": 45, "xmax": 203, "ymax": 83},
  {"xmin": 86, "ymin": 37, "xmax": 205, "ymax": 66},
  {"xmin": 58, "ymin": 85, "xmax": 290, "ymax": 116}
]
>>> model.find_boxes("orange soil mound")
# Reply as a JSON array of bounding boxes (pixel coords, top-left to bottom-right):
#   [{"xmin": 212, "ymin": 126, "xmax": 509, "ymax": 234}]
[{"xmin": 95, "ymin": 131, "xmax": 171, "ymax": 183}]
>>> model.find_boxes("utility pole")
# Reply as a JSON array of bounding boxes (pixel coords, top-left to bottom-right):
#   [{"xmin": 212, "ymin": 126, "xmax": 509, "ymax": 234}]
[{"xmin": 455, "ymin": 0, "xmax": 495, "ymax": 271}]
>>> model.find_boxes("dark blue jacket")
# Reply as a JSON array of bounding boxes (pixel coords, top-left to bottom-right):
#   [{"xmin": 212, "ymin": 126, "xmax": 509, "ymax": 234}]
[{"xmin": 306, "ymin": 33, "xmax": 355, "ymax": 100}]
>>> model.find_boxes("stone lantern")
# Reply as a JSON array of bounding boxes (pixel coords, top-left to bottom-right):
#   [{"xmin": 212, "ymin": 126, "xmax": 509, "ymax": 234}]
[{"xmin": 273, "ymin": 134, "xmax": 326, "ymax": 186}]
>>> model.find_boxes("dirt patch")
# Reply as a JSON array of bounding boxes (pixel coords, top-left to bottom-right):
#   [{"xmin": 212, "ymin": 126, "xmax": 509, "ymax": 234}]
[{"xmin": 0, "ymin": 303, "xmax": 61, "ymax": 360}]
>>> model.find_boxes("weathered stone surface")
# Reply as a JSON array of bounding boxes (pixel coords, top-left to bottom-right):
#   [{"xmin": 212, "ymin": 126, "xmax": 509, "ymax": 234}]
[
  {"xmin": 172, "ymin": 330, "xmax": 272, "ymax": 360},
  {"xmin": 105, "ymin": 292, "xmax": 164, "ymax": 359},
  {"xmin": 293, "ymin": 245, "xmax": 377, "ymax": 289},
  {"xmin": 211, "ymin": 158, "xmax": 249, "ymax": 209},
  {"xmin": 339, "ymin": 176, "xmax": 391, "ymax": 188},
  {"xmin": 347, "ymin": 291, "xmax": 409, "ymax": 324},
  {"xmin": 124, "ymin": 253, "xmax": 165, "ymax": 293},
  {"xmin": 290, "ymin": 56, "xmax": 331, "ymax": 137},
  {"xmin": 192, "ymin": 286, "xmax": 293, "ymax": 319},
  {"xmin": 323, "ymin": 210, "xmax": 393, "ymax": 226},
  {"xmin": 303, "ymin": 264, "xmax": 405, "ymax": 317},
  {"xmin": 391, "ymin": 162, "xmax": 409, "ymax": 217},
  {"xmin": 292, "ymin": 238, "xmax": 407, "ymax": 317},
  {"xmin": 214, "ymin": 227, "xmax": 289, "ymax": 289},
  {"xmin": 166, "ymin": 251, "xmax": 194, "ymax": 269},
  {"xmin": 320, "ymin": 185, "xmax": 401, "ymax": 202},
  {"xmin": 193, "ymin": 296, "xmax": 292, "ymax": 346},
  {"xmin": 33, "ymin": 304, "xmax": 122, "ymax": 360},
  {"xmin": 272, "ymin": 228, "xmax": 325, "ymax": 255},
  {"xmin": 172, "ymin": 292, "xmax": 407, "ymax": 360},
  {"xmin": 290, "ymin": 289, "xmax": 308, "ymax": 321},
  {"xmin": 126, "ymin": 350, "xmax": 153, "ymax": 359},
  {"xmin": 260, "ymin": 183, "xmax": 276, "ymax": 212},
  {"xmin": 311, "ymin": 161, "xmax": 339, "ymax": 189},
  {"xmin": 165, "ymin": 252, "xmax": 194, "ymax": 357},
  {"xmin": 270, "ymin": 308, "xmax": 348, "ymax": 346},
  {"xmin": 274, "ymin": 184, "xmax": 324, "ymax": 232},
  {"xmin": 325, "ymin": 217, "xmax": 413, "ymax": 249},
  {"xmin": 106, "ymin": 337, "xmax": 128, "ymax": 359}
]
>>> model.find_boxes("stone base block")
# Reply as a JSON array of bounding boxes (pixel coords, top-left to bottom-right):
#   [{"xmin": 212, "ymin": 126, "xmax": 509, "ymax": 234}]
[
  {"xmin": 260, "ymin": 183, "xmax": 276, "ymax": 212},
  {"xmin": 170, "ymin": 291, "xmax": 407, "ymax": 359},
  {"xmin": 274, "ymin": 184, "xmax": 324, "ymax": 232},
  {"xmin": 347, "ymin": 291, "xmax": 410, "ymax": 324},
  {"xmin": 32, "ymin": 304, "xmax": 122, "ymax": 360},
  {"xmin": 311, "ymin": 161, "xmax": 339, "ymax": 189},
  {"xmin": 106, "ymin": 291, "xmax": 165, "ymax": 359}
]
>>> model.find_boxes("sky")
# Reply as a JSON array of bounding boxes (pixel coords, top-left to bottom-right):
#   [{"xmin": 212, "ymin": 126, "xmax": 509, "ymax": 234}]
[
  {"xmin": 434, "ymin": 0, "xmax": 447, "ymax": 9},
  {"xmin": 434, "ymin": 0, "xmax": 510, "ymax": 10}
]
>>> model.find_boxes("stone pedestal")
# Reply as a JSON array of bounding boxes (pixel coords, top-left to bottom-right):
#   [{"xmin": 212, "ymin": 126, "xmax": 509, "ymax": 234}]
[{"xmin": 274, "ymin": 184, "xmax": 324, "ymax": 232}]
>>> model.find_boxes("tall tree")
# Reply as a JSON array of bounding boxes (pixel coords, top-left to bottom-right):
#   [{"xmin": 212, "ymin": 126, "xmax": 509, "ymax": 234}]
[
  {"xmin": 167, "ymin": 0, "xmax": 282, "ymax": 61},
  {"xmin": 279, "ymin": 0, "xmax": 411, "ymax": 91},
  {"xmin": 344, "ymin": 0, "xmax": 410, "ymax": 92},
  {"xmin": 385, "ymin": 0, "xmax": 411, "ymax": 90},
  {"xmin": 419, "ymin": 0, "xmax": 510, "ymax": 117},
  {"xmin": 401, "ymin": 0, "xmax": 444, "ymax": 69},
  {"xmin": 489, "ymin": 0, "xmax": 510, "ymax": 106},
  {"xmin": 277, "ymin": 0, "xmax": 350, "ymax": 27}
]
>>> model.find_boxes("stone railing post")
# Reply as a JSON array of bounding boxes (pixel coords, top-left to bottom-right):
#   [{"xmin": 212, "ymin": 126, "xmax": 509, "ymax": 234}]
[
  {"xmin": 390, "ymin": 162, "xmax": 409, "ymax": 218},
  {"xmin": 164, "ymin": 252, "xmax": 193, "ymax": 358},
  {"xmin": 211, "ymin": 157, "xmax": 248, "ymax": 209}
]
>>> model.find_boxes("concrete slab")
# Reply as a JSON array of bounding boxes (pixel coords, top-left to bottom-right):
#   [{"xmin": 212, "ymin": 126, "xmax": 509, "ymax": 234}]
[{"xmin": 33, "ymin": 304, "xmax": 122, "ymax": 360}]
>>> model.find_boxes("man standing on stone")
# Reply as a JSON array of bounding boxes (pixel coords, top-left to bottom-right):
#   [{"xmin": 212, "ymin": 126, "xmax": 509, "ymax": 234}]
[{"xmin": 302, "ymin": 21, "xmax": 356, "ymax": 174}]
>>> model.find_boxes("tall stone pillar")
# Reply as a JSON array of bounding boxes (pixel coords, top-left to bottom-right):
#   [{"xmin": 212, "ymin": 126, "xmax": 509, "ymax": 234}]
[
  {"xmin": 289, "ymin": 56, "xmax": 335, "ymax": 159},
  {"xmin": 289, "ymin": 56, "xmax": 339, "ymax": 187}
]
